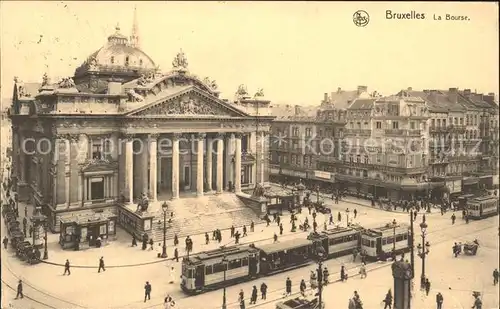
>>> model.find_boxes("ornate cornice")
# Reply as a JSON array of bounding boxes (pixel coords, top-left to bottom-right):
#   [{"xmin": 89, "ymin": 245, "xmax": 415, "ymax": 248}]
[
  {"xmin": 215, "ymin": 133, "xmax": 225, "ymax": 140},
  {"xmin": 194, "ymin": 133, "xmax": 206, "ymax": 141},
  {"xmin": 148, "ymin": 133, "xmax": 159, "ymax": 140},
  {"xmin": 122, "ymin": 133, "xmax": 136, "ymax": 140},
  {"xmin": 171, "ymin": 133, "xmax": 182, "ymax": 141},
  {"xmin": 234, "ymin": 133, "xmax": 244, "ymax": 139}
]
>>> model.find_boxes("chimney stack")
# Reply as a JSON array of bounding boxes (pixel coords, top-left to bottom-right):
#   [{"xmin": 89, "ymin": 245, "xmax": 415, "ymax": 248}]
[
  {"xmin": 337, "ymin": 87, "xmax": 342, "ymax": 93},
  {"xmin": 294, "ymin": 105, "xmax": 301, "ymax": 116},
  {"xmin": 448, "ymin": 87, "xmax": 458, "ymax": 103},
  {"xmin": 407, "ymin": 87, "xmax": 412, "ymax": 91},
  {"xmin": 323, "ymin": 93, "xmax": 328, "ymax": 102},
  {"xmin": 463, "ymin": 89, "xmax": 471, "ymax": 96},
  {"xmin": 357, "ymin": 85, "xmax": 368, "ymax": 95}
]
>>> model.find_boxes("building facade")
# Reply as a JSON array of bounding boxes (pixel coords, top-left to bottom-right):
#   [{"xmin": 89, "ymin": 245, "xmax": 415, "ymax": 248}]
[
  {"xmin": 9, "ymin": 24, "xmax": 273, "ymax": 233},
  {"xmin": 269, "ymin": 87, "xmax": 499, "ymax": 199}
]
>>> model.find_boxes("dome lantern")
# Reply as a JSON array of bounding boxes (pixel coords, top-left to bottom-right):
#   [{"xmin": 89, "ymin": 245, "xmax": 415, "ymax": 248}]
[{"xmin": 108, "ymin": 23, "xmax": 128, "ymax": 45}]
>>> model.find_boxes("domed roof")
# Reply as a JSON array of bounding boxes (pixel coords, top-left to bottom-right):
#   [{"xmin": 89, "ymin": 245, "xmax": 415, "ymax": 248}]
[{"xmin": 76, "ymin": 25, "xmax": 156, "ymax": 76}]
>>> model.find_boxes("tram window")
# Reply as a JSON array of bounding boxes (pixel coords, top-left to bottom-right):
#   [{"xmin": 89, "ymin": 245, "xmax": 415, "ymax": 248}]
[
  {"xmin": 242, "ymin": 258, "xmax": 249, "ymax": 266},
  {"xmin": 382, "ymin": 239, "xmax": 387, "ymax": 245},
  {"xmin": 188, "ymin": 269, "xmax": 195, "ymax": 278},
  {"xmin": 228, "ymin": 259, "xmax": 242, "ymax": 270},
  {"xmin": 353, "ymin": 234, "xmax": 358, "ymax": 240},
  {"xmin": 370, "ymin": 240, "xmax": 375, "ymax": 247},
  {"xmin": 361, "ymin": 238, "xmax": 370, "ymax": 246},
  {"xmin": 403, "ymin": 234, "xmax": 408, "ymax": 240},
  {"xmin": 205, "ymin": 265, "xmax": 213, "ymax": 275},
  {"xmin": 396, "ymin": 235, "xmax": 404, "ymax": 242},
  {"xmin": 386, "ymin": 237, "xmax": 394, "ymax": 244},
  {"xmin": 213, "ymin": 263, "xmax": 227, "ymax": 273}
]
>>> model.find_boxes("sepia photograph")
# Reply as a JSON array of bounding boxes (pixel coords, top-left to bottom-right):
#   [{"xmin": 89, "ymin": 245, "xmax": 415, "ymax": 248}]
[{"xmin": 0, "ymin": 2, "xmax": 498, "ymax": 309}]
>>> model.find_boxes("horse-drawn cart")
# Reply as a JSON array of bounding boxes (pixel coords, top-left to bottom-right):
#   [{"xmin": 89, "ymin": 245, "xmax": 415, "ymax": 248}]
[
  {"xmin": 276, "ymin": 297, "xmax": 325, "ymax": 309},
  {"xmin": 463, "ymin": 240, "xmax": 479, "ymax": 255}
]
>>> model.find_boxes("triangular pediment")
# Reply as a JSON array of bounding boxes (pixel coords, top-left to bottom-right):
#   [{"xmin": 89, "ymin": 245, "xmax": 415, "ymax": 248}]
[{"xmin": 127, "ymin": 87, "xmax": 249, "ymax": 117}]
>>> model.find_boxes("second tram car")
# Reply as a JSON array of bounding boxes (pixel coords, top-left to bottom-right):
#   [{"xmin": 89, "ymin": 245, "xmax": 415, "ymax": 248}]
[
  {"xmin": 257, "ymin": 238, "xmax": 314, "ymax": 275},
  {"xmin": 308, "ymin": 226, "xmax": 363, "ymax": 258},
  {"xmin": 361, "ymin": 222, "xmax": 410, "ymax": 260},
  {"xmin": 180, "ymin": 245, "xmax": 260, "ymax": 294},
  {"xmin": 467, "ymin": 196, "xmax": 499, "ymax": 219}
]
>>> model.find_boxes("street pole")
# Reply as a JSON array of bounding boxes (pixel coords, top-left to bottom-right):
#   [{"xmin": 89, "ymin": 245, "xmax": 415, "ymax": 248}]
[
  {"xmin": 410, "ymin": 210, "xmax": 415, "ymax": 277},
  {"xmin": 43, "ymin": 223, "xmax": 48, "ymax": 260},
  {"xmin": 318, "ymin": 260, "xmax": 323, "ymax": 308},
  {"xmin": 222, "ymin": 256, "xmax": 227, "ymax": 309},
  {"xmin": 393, "ymin": 224, "xmax": 396, "ymax": 253},
  {"xmin": 161, "ymin": 209, "xmax": 167, "ymax": 258},
  {"xmin": 421, "ymin": 232, "xmax": 426, "ymax": 287}
]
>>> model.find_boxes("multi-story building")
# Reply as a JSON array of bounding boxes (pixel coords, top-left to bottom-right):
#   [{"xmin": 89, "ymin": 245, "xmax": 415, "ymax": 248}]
[{"xmin": 269, "ymin": 86, "xmax": 499, "ymax": 199}]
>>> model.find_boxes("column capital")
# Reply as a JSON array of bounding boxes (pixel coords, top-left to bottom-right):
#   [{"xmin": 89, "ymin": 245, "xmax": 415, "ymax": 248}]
[
  {"xmin": 122, "ymin": 133, "xmax": 135, "ymax": 141},
  {"xmin": 68, "ymin": 134, "xmax": 80, "ymax": 143},
  {"xmin": 234, "ymin": 133, "xmax": 244, "ymax": 139},
  {"xmin": 148, "ymin": 133, "xmax": 159, "ymax": 140},
  {"xmin": 194, "ymin": 133, "xmax": 206, "ymax": 141},
  {"xmin": 215, "ymin": 133, "xmax": 225, "ymax": 140},
  {"xmin": 172, "ymin": 133, "xmax": 182, "ymax": 141},
  {"xmin": 55, "ymin": 134, "xmax": 70, "ymax": 141}
]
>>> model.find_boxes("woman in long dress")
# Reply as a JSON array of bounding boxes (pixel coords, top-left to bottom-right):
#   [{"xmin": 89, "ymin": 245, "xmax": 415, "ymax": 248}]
[{"xmin": 169, "ymin": 266, "xmax": 176, "ymax": 284}]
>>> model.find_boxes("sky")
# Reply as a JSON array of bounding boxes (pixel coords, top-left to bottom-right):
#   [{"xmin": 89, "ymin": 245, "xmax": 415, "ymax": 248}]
[{"xmin": 0, "ymin": 1, "xmax": 498, "ymax": 107}]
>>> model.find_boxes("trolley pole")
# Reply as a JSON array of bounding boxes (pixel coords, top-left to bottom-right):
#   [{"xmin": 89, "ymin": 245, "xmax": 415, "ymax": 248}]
[
  {"xmin": 318, "ymin": 260, "xmax": 323, "ymax": 308},
  {"xmin": 410, "ymin": 210, "xmax": 415, "ymax": 277}
]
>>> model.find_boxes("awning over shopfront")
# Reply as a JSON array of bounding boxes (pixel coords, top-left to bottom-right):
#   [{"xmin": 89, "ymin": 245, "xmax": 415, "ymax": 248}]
[{"xmin": 463, "ymin": 177, "xmax": 479, "ymax": 186}]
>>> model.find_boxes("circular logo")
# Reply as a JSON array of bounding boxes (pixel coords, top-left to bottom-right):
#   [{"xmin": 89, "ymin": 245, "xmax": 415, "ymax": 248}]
[{"xmin": 353, "ymin": 10, "xmax": 370, "ymax": 27}]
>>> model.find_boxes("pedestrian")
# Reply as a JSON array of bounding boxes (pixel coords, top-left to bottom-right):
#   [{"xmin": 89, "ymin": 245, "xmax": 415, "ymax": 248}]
[
  {"xmin": 310, "ymin": 270, "xmax": 318, "ymax": 289},
  {"xmin": 323, "ymin": 221, "xmax": 327, "ymax": 231},
  {"xmin": 323, "ymin": 266, "xmax": 329, "ymax": 285},
  {"xmin": 98, "ymin": 256, "xmax": 106, "ymax": 273},
  {"xmin": 451, "ymin": 213, "xmax": 456, "ymax": 225},
  {"xmin": 250, "ymin": 285, "xmax": 257, "ymax": 304},
  {"xmin": 164, "ymin": 295, "xmax": 173, "ymax": 309},
  {"xmin": 300, "ymin": 279, "xmax": 306, "ymax": 297},
  {"xmin": 3, "ymin": 236, "xmax": 8, "ymax": 249},
  {"xmin": 493, "ymin": 268, "xmax": 499, "ymax": 285},
  {"xmin": 424, "ymin": 278, "xmax": 431, "ymax": 296},
  {"xmin": 144, "ymin": 281, "xmax": 152, "ymax": 302},
  {"xmin": 260, "ymin": 282, "xmax": 267, "ymax": 300},
  {"xmin": 273, "ymin": 233, "xmax": 278, "ymax": 243},
  {"xmin": 132, "ymin": 235, "xmax": 137, "ymax": 247},
  {"xmin": 149, "ymin": 238, "xmax": 154, "ymax": 250},
  {"xmin": 15, "ymin": 280, "xmax": 23, "ymax": 299},
  {"xmin": 169, "ymin": 266, "xmax": 175, "ymax": 284},
  {"xmin": 354, "ymin": 208, "xmax": 357, "ymax": 218},
  {"xmin": 235, "ymin": 231, "xmax": 240, "ymax": 244},
  {"xmin": 250, "ymin": 221, "xmax": 254, "ymax": 232},
  {"xmin": 352, "ymin": 248, "xmax": 358, "ymax": 262},
  {"xmin": 174, "ymin": 234, "xmax": 179, "ymax": 246},
  {"xmin": 329, "ymin": 213, "xmax": 333, "ymax": 225},
  {"xmin": 276, "ymin": 215, "xmax": 281, "ymax": 226},
  {"xmin": 359, "ymin": 262, "xmax": 367, "ymax": 279},
  {"xmin": 231, "ymin": 225, "xmax": 235, "ymax": 238},
  {"xmin": 279, "ymin": 223, "xmax": 283, "ymax": 235},
  {"xmin": 239, "ymin": 298, "xmax": 246, "ymax": 309},
  {"xmin": 63, "ymin": 259, "xmax": 71, "ymax": 275},
  {"xmin": 29, "ymin": 225, "xmax": 33, "ymax": 237},
  {"xmin": 238, "ymin": 289, "xmax": 244, "ymax": 302},
  {"xmin": 340, "ymin": 265, "xmax": 346, "ymax": 282},
  {"xmin": 212, "ymin": 230, "xmax": 216, "ymax": 240},
  {"xmin": 436, "ymin": 292, "xmax": 444, "ymax": 309},
  {"xmin": 337, "ymin": 211, "xmax": 341, "ymax": 222},
  {"xmin": 243, "ymin": 225, "xmax": 247, "ymax": 237},
  {"xmin": 205, "ymin": 232, "xmax": 209, "ymax": 245},
  {"xmin": 383, "ymin": 289, "xmax": 392, "ymax": 309},
  {"xmin": 24, "ymin": 206, "xmax": 27, "ymax": 217},
  {"xmin": 285, "ymin": 277, "xmax": 292, "ymax": 296},
  {"xmin": 174, "ymin": 248, "xmax": 179, "ymax": 262}
]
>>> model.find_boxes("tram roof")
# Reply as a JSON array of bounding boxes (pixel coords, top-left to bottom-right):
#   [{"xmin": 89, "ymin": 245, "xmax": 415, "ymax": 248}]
[
  {"xmin": 469, "ymin": 196, "xmax": 498, "ymax": 202},
  {"xmin": 256, "ymin": 238, "xmax": 312, "ymax": 254},
  {"xmin": 184, "ymin": 245, "xmax": 257, "ymax": 265},
  {"xmin": 362, "ymin": 223, "xmax": 409, "ymax": 238}
]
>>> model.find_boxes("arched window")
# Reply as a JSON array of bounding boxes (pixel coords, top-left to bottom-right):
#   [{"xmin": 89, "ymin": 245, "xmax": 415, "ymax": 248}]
[
  {"xmin": 364, "ymin": 155, "xmax": 369, "ymax": 164},
  {"xmin": 110, "ymin": 56, "xmax": 115, "ymax": 64}
]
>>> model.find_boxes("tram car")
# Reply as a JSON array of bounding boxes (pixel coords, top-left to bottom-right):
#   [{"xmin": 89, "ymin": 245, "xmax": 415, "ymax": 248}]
[
  {"xmin": 360, "ymin": 222, "xmax": 410, "ymax": 261},
  {"xmin": 466, "ymin": 196, "xmax": 499, "ymax": 219},
  {"xmin": 308, "ymin": 226, "xmax": 363, "ymax": 258},
  {"xmin": 180, "ymin": 245, "xmax": 260, "ymax": 294},
  {"xmin": 257, "ymin": 238, "xmax": 315, "ymax": 275}
]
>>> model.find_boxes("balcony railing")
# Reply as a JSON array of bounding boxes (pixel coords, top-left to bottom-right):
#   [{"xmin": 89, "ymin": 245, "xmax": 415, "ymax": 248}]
[
  {"xmin": 385, "ymin": 129, "xmax": 421, "ymax": 136},
  {"xmin": 346, "ymin": 129, "xmax": 371, "ymax": 136},
  {"xmin": 385, "ymin": 129, "xmax": 404, "ymax": 136},
  {"xmin": 429, "ymin": 126, "xmax": 447, "ymax": 133}
]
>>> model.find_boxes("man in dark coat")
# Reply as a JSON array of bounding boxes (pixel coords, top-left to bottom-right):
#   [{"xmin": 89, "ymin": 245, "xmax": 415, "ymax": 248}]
[
  {"xmin": 144, "ymin": 281, "xmax": 152, "ymax": 302},
  {"xmin": 15, "ymin": 280, "xmax": 23, "ymax": 299},
  {"xmin": 63, "ymin": 259, "xmax": 71, "ymax": 275},
  {"xmin": 250, "ymin": 285, "xmax": 258, "ymax": 304},
  {"xmin": 98, "ymin": 256, "xmax": 105, "ymax": 273},
  {"xmin": 285, "ymin": 277, "xmax": 292, "ymax": 296},
  {"xmin": 436, "ymin": 292, "xmax": 444, "ymax": 309},
  {"xmin": 383, "ymin": 289, "xmax": 392, "ymax": 309},
  {"xmin": 260, "ymin": 282, "xmax": 267, "ymax": 300}
]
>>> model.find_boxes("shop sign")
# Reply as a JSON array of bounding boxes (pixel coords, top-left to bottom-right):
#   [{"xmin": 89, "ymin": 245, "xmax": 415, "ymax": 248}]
[
  {"xmin": 293, "ymin": 171, "xmax": 307, "ymax": 178},
  {"xmin": 314, "ymin": 170, "xmax": 331, "ymax": 180}
]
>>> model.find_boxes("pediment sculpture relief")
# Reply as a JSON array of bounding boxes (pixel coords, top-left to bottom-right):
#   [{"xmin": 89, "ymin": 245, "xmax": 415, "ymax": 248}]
[
  {"xmin": 127, "ymin": 89, "xmax": 144, "ymax": 102},
  {"xmin": 137, "ymin": 96, "xmax": 228, "ymax": 116},
  {"xmin": 58, "ymin": 77, "xmax": 76, "ymax": 89}
]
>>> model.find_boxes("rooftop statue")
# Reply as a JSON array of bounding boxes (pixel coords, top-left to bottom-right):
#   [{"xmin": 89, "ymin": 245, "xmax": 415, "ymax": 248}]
[
  {"xmin": 254, "ymin": 88, "xmax": 264, "ymax": 98},
  {"xmin": 235, "ymin": 84, "xmax": 249, "ymax": 99},
  {"xmin": 87, "ymin": 56, "xmax": 99, "ymax": 71},
  {"xmin": 203, "ymin": 77, "xmax": 218, "ymax": 91},
  {"xmin": 252, "ymin": 183, "xmax": 266, "ymax": 198},
  {"xmin": 58, "ymin": 77, "xmax": 76, "ymax": 89},
  {"xmin": 172, "ymin": 49, "xmax": 188, "ymax": 69},
  {"xmin": 41, "ymin": 73, "xmax": 50, "ymax": 86}
]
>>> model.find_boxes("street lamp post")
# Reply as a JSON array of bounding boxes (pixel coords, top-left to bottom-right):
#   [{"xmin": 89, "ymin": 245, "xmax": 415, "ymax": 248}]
[
  {"xmin": 221, "ymin": 254, "xmax": 228, "ymax": 309},
  {"xmin": 345, "ymin": 208, "xmax": 350, "ymax": 226},
  {"xmin": 417, "ymin": 215, "xmax": 430, "ymax": 288},
  {"xmin": 315, "ymin": 245, "xmax": 326, "ymax": 309},
  {"xmin": 409, "ymin": 209, "xmax": 415, "ymax": 278},
  {"xmin": 391, "ymin": 219, "xmax": 397, "ymax": 253},
  {"xmin": 43, "ymin": 222, "xmax": 48, "ymax": 260},
  {"xmin": 161, "ymin": 202, "xmax": 168, "ymax": 258}
]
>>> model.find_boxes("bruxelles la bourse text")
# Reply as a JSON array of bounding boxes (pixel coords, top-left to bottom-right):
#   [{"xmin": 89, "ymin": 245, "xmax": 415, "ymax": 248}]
[{"xmin": 386, "ymin": 10, "xmax": 469, "ymax": 21}]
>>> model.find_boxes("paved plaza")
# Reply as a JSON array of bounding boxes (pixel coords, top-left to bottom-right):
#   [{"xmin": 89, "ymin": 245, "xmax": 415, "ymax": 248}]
[{"xmin": 2, "ymin": 192, "xmax": 497, "ymax": 309}]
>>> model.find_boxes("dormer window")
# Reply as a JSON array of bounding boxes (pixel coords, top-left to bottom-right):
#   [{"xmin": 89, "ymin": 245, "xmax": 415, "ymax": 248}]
[
  {"xmin": 111, "ymin": 56, "xmax": 115, "ymax": 64},
  {"xmin": 125, "ymin": 56, "xmax": 130, "ymax": 66}
]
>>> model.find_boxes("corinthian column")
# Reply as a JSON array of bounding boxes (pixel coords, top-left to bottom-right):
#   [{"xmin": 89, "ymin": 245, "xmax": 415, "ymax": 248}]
[
  {"xmin": 216, "ymin": 133, "xmax": 224, "ymax": 193},
  {"xmin": 206, "ymin": 137, "xmax": 213, "ymax": 191},
  {"xmin": 196, "ymin": 133, "xmax": 205, "ymax": 196},
  {"xmin": 234, "ymin": 133, "xmax": 242, "ymax": 193},
  {"xmin": 124, "ymin": 134, "xmax": 134, "ymax": 203},
  {"xmin": 171, "ymin": 133, "xmax": 180, "ymax": 199},
  {"xmin": 148, "ymin": 134, "xmax": 158, "ymax": 201}
]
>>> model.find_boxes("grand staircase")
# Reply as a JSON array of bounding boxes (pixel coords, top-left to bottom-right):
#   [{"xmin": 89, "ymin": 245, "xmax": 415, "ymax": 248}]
[{"xmin": 150, "ymin": 193, "xmax": 261, "ymax": 241}]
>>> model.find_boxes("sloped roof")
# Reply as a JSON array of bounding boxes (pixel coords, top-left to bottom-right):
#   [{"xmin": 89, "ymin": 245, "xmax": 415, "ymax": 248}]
[
  {"xmin": 348, "ymin": 98, "xmax": 375, "ymax": 110},
  {"xmin": 329, "ymin": 90, "xmax": 359, "ymax": 110},
  {"xmin": 270, "ymin": 104, "xmax": 319, "ymax": 121}
]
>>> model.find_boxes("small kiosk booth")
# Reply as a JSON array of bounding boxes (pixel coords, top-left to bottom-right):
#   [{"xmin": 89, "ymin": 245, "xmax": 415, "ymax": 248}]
[
  {"xmin": 264, "ymin": 187, "xmax": 300, "ymax": 215},
  {"xmin": 59, "ymin": 212, "xmax": 117, "ymax": 250}
]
